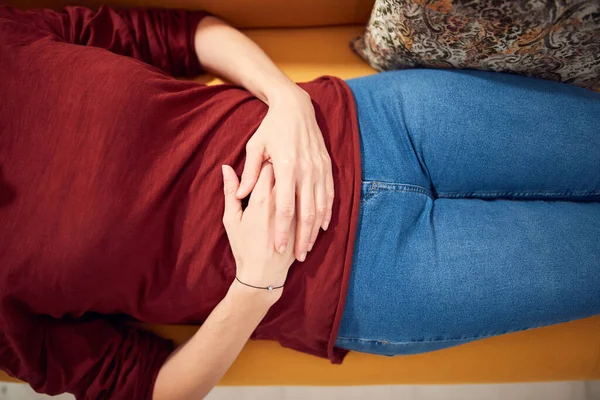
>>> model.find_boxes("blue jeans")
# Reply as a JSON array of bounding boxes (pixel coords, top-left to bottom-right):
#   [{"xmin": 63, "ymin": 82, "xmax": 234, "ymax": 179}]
[{"xmin": 335, "ymin": 70, "xmax": 600, "ymax": 356}]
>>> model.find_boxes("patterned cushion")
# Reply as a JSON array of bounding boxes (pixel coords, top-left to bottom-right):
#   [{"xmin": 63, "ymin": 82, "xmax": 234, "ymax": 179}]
[{"xmin": 352, "ymin": 0, "xmax": 600, "ymax": 90}]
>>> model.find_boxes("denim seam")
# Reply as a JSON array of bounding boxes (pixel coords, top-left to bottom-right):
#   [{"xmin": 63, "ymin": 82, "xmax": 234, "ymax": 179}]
[
  {"xmin": 361, "ymin": 181, "xmax": 434, "ymax": 205},
  {"xmin": 437, "ymin": 189, "xmax": 600, "ymax": 199},
  {"xmin": 360, "ymin": 182, "xmax": 379, "ymax": 205},
  {"xmin": 394, "ymin": 86, "xmax": 433, "ymax": 187},
  {"xmin": 337, "ymin": 320, "xmax": 559, "ymax": 346}
]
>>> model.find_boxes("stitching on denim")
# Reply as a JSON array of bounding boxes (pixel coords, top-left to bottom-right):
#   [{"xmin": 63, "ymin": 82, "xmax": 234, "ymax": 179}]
[
  {"xmin": 360, "ymin": 182, "xmax": 379, "ymax": 205},
  {"xmin": 361, "ymin": 181, "xmax": 434, "ymax": 206},
  {"xmin": 337, "ymin": 320, "xmax": 559, "ymax": 346},
  {"xmin": 337, "ymin": 336, "xmax": 476, "ymax": 345},
  {"xmin": 437, "ymin": 189, "xmax": 600, "ymax": 199},
  {"xmin": 395, "ymin": 91, "xmax": 432, "ymax": 187},
  {"xmin": 375, "ymin": 182, "xmax": 434, "ymax": 198}
]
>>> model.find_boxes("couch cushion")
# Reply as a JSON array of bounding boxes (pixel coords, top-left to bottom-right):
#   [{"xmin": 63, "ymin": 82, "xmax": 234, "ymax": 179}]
[
  {"xmin": 181, "ymin": 27, "xmax": 599, "ymax": 386},
  {"xmin": 2, "ymin": 317, "xmax": 598, "ymax": 385},
  {"xmin": 352, "ymin": 0, "xmax": 600, "ymax": 90},
  {"xmin": 1, "ymin": 22, "xmax": 598, "ymax": 388},
  {"xmin": 145, "ymin": 317, "xmax": 600, "ymax": 385},
  {"xmin": 7, "ymin": 0, "xmax": 376, "ymax": 28}
]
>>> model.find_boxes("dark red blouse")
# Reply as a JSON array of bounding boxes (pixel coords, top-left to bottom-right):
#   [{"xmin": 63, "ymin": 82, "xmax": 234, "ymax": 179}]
[{"xmin": 0, "ymin": 6, "xmax": 361, "ymax": 399}]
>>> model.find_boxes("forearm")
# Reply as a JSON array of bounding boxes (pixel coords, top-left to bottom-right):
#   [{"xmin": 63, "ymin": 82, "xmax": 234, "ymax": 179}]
[
  {"xmin": 194, "ymin": 18, "xmax": 333, "ymax": 261},
  {"xmin": 194, "ymin": 17, "xmax": 303, "ymax": 104},
  {"xmin": 152, "ymin": 281, "xmax": 277, "ymax": 400}
]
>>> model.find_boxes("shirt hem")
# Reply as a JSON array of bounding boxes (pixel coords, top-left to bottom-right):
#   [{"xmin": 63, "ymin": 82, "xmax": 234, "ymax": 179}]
[{"xmin": 326, "ymin": 77, "xmax": 362, "ymax": 364}]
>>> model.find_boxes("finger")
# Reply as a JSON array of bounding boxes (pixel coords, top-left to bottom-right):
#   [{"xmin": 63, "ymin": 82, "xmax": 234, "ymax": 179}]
[
  {"xmin": 273, "ymin": 162, "xmax": 296, "ymax": 255},
  {"xmin": 322, "ymin": 162, "xmax": 335, "ymax": 231},
  {"xmin": 248, "ymin": 162, "xmax": 275, "ymax": 206},
  {"xmin": 308, "ymin": 181, "xmax": 326, "ymax": 252},
  {"xmin": 222, "ymin": 165, "xmax": 243, "ymax": 230},
  {"xmin": 237, "ymin": 141, "xmax": 265, "ymax": 199},
  {"xmin": 295, "ymin": 180, "xmax": 315, "ymax": 262}
]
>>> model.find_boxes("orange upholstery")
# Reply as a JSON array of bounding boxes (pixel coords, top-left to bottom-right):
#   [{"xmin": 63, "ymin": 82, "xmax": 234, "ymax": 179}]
[
  {"xmin": 8, "ymin": 0, "xmax": 375, "ymax": 28},
  {"xmin": 2, "ymin": 0, "xmax": 599, "ymax": 386},
  {"xmin": 1, "ymin": 317, "xmax": 599, "ymax": 385},
  {"xmin": 140, "ymin": 319, "xmax": 600, "ymax": 384}
]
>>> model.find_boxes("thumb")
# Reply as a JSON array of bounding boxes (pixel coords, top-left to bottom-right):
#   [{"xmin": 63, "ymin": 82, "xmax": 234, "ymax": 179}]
[
  {"xmin": 222, "ymin": 165, "xmax": 243, "ymax": 228},
  {"xmin": 236, "ymin": 143, "xmax": 265, "ymax": 198}
]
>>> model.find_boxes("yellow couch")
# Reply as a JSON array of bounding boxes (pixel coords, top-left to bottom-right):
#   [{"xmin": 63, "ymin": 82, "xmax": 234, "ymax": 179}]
[{"xmin": 2, "ymin": 0, "xmax": 599, "ymax": 387}]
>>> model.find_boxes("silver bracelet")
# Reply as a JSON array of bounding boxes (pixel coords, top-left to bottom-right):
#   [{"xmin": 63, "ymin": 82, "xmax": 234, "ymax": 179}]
[{"xmin": 235, "ymin": 276, "xmax": 284, "ymax": 291}]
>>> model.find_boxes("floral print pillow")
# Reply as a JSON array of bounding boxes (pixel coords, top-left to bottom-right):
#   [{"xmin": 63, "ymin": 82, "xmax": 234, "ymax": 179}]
[{"xmin": 352, "ymin": 0, "xmax": 600, "ymax": 90}]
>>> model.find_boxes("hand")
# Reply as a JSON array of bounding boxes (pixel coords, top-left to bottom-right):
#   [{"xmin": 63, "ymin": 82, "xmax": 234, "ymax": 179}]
[
  {"xmin": 235, "ymin": 87, "xmax": 334, "ymax": 263},
  {"xmin": 222, "ymin": 164, "xmax": 296, "ymax": 302}
]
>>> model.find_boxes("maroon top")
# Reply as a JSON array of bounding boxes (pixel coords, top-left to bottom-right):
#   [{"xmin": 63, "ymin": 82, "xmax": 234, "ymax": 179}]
[{"xmin": 0, "ymin": 5, "xmax": 361, "ymax": 399}]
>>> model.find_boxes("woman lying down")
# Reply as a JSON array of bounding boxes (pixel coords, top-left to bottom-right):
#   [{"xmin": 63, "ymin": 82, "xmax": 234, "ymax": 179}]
[{"xmin": 0, "ymin": 5, "xmax": 599, "ymax": 400}]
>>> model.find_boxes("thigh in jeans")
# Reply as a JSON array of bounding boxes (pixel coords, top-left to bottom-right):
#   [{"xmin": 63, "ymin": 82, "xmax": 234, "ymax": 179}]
[
  {"xmin": 336, "ymin": 186, "xmax": 600, "ymax": 356},
  {"xmin": 336, "ymin": 70, "xmax": 600, "ymax": 356}
]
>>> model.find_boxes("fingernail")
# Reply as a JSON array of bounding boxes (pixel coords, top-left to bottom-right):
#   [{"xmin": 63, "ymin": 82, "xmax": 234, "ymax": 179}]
[
  {"xmin": 236, "ymin": 186, "xmax": 243, "ymax": 197},
  {"xmin": 278, "ymin": 244, "xmax": 287, "ymax": 254},
  {"xmin": 323, "ymin": 220, "xmax": 330, "ymax": 231},
  {"xmin": 299, "ymin": 252, "xmax": 307, "ymax": 262},
  {"xmin": 308, "ymin": 242, "xmax": 314, "ymax": 252},
  {"xmin": 221, "ymin": 165, "xmax": 227, "ymax": 176}
]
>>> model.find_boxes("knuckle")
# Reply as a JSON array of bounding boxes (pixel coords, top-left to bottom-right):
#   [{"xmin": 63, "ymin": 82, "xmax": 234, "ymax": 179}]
[
  {"xmin": 316, "ymin": 205, "xmax": 327, "ymax": 217},
  {"xmin": 327, "ymin": 189, "xmax": 335, "ymax": 202},
  {"xmin": 223, "ymin": 186, "xmax": 236, "ymax": 196},
  {"xmin": 277, "ymin": 205, "xmax": 295, "ymax": 219},
  {"xmin": 320, "ymin": 151, "xmax": 332, "ymax": 164},
  {"xmin": 311, "ymin": 157, "xmax": 324, "ymax": 173},
  {"xmin": 253, "ymin": 194, "xmax": 268, "ymax": 205},
  {"xmin": 302, "ymin": 212, "xmax": 316, "ymax": 224}
]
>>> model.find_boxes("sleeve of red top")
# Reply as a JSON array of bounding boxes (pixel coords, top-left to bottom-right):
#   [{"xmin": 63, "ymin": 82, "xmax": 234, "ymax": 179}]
[
  {"xmin": 0, "ymin": 5, "xmax": 208, "ymax": 77},
  {"xmin": 0, "ymin": 318, "xmax": 174, "ymax": 399}
]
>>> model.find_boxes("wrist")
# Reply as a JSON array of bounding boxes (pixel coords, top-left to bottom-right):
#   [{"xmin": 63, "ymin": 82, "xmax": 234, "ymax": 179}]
[
  {"xmin": 262, "ymin": 79, "xmax": 309, "ymax": 107},
  {"xmin": 228, "ymin": 278, "xmax": 282, "ymax": 308}
]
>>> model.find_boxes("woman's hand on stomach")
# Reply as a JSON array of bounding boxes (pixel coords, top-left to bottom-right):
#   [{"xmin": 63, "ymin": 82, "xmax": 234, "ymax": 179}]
[
  {"xmin": 222, "ymin": 163, "xmax": 296, "ymax": 303},
  {"xmin": 234, "ymin": 86, "xmax": 334, "ymax": 263}
]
